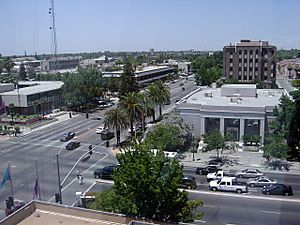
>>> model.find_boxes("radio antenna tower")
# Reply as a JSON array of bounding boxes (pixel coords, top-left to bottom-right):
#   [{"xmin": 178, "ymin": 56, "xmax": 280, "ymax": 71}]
[{"xmin": 49, "ymin": 0, "xmax": 58, "ymax": 58}]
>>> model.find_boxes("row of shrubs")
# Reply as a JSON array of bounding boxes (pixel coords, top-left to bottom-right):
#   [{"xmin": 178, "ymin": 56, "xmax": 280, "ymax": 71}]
[{"xmin": 0, "ymin": 125, "xmax": 21, "ymax": 135}]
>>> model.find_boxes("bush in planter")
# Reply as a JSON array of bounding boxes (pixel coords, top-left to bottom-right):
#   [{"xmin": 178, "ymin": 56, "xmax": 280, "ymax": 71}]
[{"xmin": 14, "ymin": 126, "xmax": 21, "ymax": 134}]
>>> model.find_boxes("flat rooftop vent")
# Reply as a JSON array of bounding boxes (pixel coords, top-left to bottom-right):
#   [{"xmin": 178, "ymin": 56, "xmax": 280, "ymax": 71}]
[{"xmin": 204, "ymin": 92, "xmax": 213, "ymax": 98}]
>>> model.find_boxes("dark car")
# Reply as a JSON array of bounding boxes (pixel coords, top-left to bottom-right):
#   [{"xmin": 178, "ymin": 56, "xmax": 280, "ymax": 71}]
[
  {"xmin": 100, "ymin": 129, "xmax": 115, "ymax": 140},
  {"xmin": 66, "ymin": 141, "xmax": 81, "ymax": 150},
  {"xmin": 262, "ymin": 184, "xmax": 293, "ymax": 196},
  {"xmin": 195, "ymin": 165, "xmax": 219, "ymax": 175},
  {"xmin": 94, "ymin": 164, "xmax": 119, "ymax": 179},
  {"xmin": 179, "ymin": 175, "xmax": 197, "ymax": 189},
  {"xmin": 60, "ymin": 132, "xmax": 75, "ymax": 142}
]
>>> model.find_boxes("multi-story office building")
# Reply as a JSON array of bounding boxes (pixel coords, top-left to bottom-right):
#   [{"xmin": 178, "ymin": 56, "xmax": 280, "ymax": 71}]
[
  {"xmin": 223, "ymin": 40, "xmax": 276, "ymax": 88},
  {"xmin": 102, "ymin": 65, "xmax": 174, "ymax": 85}
]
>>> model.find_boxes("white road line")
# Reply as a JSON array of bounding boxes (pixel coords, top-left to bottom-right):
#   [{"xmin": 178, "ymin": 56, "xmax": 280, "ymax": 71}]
[
  {"xmin": 203, "ymin": 204, "xmax": 215, "ymax": 208},
  {"xmin": 186, "ymin": 189, "xmax": 300, "ymax": 203},
  {"xmin": 48, "ymin": 153, "xmax": 108, "ymax": 203},
  {"xmin": 261, "ymin": 210, "xmax": 281, "ymax": 215}
]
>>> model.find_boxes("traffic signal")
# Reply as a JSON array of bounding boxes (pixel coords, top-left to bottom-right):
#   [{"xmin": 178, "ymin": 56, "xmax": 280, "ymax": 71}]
[
  {"xmin": 88, "ymin": 145, "xmax": 92, "ymax": 155},
  {"xmin": 55, "ymin": 193, "xmax": 61, "ymax": 203},
  {"xmin": 85, "ymin": 113, "xmax": 89, "ymax": 119},
  {"xmin": 6, "ymin": 197, "xmax": 13, "ymax": 209},
  {"xmin": 106, "ymin": 140, "xmax": 109, "ymax": 147}
]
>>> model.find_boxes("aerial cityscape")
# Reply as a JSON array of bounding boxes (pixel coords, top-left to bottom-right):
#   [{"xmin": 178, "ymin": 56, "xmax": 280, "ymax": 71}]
[{"xmin": 0, "ymin": 1, "xmax": 300, "ymax": 225}]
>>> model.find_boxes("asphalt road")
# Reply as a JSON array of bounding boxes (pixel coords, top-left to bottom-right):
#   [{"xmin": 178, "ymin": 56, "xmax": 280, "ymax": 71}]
[
  {"xmin": 183, "ymin": 167, "xmax": 300, "ymax": 197},
  {"xmin": 189, "ymin": 190, "xmax": 300, "ymax": 225},
  {"xmin": 0, "ymin": 77, "xmax": 197, "ymax": 219}
]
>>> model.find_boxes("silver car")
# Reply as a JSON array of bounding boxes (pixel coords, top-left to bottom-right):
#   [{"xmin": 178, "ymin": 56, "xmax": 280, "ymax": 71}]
[
  {"xmin": 236, "ymin": 169, "xmax": 264, "ymax": 178},
  {"xmin": 247, "ymin": 177, "xmax": 277, "ymax": 187}
]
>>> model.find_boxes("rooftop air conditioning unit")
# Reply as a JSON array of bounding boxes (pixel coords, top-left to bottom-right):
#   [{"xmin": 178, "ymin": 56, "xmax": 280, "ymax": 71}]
[{"xmin": 204, "ymin": 92, "xmax": 213, "ymax": 98}]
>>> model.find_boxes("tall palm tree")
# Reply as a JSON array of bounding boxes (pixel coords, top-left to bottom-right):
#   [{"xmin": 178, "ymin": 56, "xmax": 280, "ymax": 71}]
[
  {"xmin": 104, "ymin": 108, "xmax": 129, "ymax": 145},
  {"xmin": 154, "ymin": 80, "xmax": 171, "ymax": 117},
  {"xmin": 137, "ymin": 91, "xmax": 153, "ymax": 133},
  {"xmin": 146, "ymin": 81, "xmax": 171, "ymax": 120},
  {"xmin": 118, "ymin": 92, "xmax": 142, "ymax": 137}
]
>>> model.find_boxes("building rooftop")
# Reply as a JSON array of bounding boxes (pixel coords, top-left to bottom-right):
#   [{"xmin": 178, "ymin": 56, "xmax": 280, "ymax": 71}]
[
  {"xmin": 103, "ymin": 66, "xmax": 171, "ymax": 75},
  {"xmin": 0, "ymin": 201, "xmax": 168, "ymax": 225},
  {"xmin": 0, "ymin": 81, "xmax": 64, "ymax": 96},
  {"xmin": 184, "ymin": 86, "xmax": 284, "ymax": 108}
]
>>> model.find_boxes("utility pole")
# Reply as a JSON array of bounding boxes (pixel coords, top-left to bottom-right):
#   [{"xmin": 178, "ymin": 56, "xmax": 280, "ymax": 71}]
[{"xmin": 49, "ymin": 0, "xmax": 58, "ymax": 58}]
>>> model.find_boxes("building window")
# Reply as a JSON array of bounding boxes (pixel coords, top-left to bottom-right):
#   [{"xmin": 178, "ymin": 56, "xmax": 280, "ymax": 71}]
[
  {"xmin": 229, "ymin": 71, "xmax": 233, "ymax": 75},
  {"xmin": 238, "ymin": 75, "xmax": 242, "ymax": 80},
  {"xmin": 230, "ymin": 54, "xmax": 233, "ymax": 59},
  {"xmin": 229, "ymin": 58, "xmax": 233, "ymax": 63},
  {"xmin": 205, "ymin": 118, "xmax": 220, "ymax": 133},
  {"xmin": 255, "ymin": 54, "xmax": 258, "ymax": 59},
  {"xmin": 271, "ymin": 73, "xmax": 274, "ymax": 78},
  {"xmin": 244, "ymin": 119, "xmax": 260, "ymax": 137},
  {"xmin": 239, "ymin": 50, "xmax": 242, "ymax": 54},
  {"xmin": 244, "ymin": 54, "xmax": 247, "ymax": 58},
  {"xmin": 230, "ymin": 66, "xmax": 233, "ymax": 71},
  {"xmin": 224, "ymin": 118, "xmax": 240, "ymax": 141}
]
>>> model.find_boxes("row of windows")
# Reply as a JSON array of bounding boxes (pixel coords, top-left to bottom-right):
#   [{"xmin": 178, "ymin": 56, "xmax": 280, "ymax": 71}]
[{"xmin": 135, "ymin": 70, "xmax": 171, "ymax": 81}]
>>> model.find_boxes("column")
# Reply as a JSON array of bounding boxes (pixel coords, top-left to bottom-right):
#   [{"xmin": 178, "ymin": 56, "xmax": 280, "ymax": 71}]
[
  {"xmin": 220, "ymin": 117, "xmax": 225, "ymax": 136},
  {"xmin": 260, "ymin": 119, "xmax": 265, "ymax": 144},
  {"xmin": 239, "ymin": 118, "xmax": 245, "ymax": 142},
  {"xmin": 200, "ymin": 117, "xmax": 205, "ymax": 137}
]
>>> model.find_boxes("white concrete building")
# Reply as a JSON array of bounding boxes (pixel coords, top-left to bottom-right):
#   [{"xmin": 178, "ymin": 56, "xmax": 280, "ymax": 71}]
[{"xmin": 177, "ymin": 84, "xmax": 285, "ymax": 143}]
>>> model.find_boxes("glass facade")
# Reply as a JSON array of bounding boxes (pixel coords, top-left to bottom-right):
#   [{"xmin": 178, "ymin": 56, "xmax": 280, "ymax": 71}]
[
  {"xmin": 224, "ymin": 118, "xmax": 240, "ymax": 141},
  {"xmin": 244, "ymin": 119, "xmax": 260, "ymax": 136},
  {"xmin": 205, "ymin": 117, "xmax": 220, "ymax": 133}
]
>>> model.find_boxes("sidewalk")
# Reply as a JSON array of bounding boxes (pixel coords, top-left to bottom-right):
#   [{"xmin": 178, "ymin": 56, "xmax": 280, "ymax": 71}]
[{"xmin": 180, "ymin": 150, "xmax": 300, "ymax": 175}]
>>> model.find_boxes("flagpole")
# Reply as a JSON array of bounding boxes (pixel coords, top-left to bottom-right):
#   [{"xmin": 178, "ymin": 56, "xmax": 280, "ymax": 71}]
[
  {"xmin": 35, "ymin": 160, "xmax": 41, "ymax": 200},
  {"xmin": 8, "ymin": 164, "xmax": 15, "ymax": 208}
]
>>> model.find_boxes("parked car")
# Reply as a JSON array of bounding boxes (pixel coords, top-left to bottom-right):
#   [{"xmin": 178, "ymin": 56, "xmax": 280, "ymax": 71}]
[
  {"xmin": 93, "ymin": 164, "xmax": 119, "ymax": 179},
  {"xmin": 60, "ymin": 132, "xmax": 75, "ymax": 142},
  {"xmin": 195, "ymin": 165, "xmax": 219, "ymax": 175},
  {"xmin": 262, "ymin": 184, "xmax": 293, "ymax": 196},
  {"xmin": 65, "ymin": 141, "xmax": 80, "ymax": 150},
  {"xmin": 236, "ymin": 169, "xmax": 264, "ymax": 178},
  {"xmin": 209, "ymin": 177, "xmax": 248, "ymax": 194},
  {"xmin": 179, "ymin": 175, "xmax": 197, "ymax": 189},
  {"xmin": 247, "ymin": 177, "xmax": 277, "ymax": 187}
]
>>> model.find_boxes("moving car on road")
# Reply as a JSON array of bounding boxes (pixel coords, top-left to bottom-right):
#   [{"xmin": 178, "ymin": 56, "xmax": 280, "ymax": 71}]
[
  {"xmin": 60, "ymin": 132, "xmax": 75, "ymax": 142},
  {"xmin": 65, "ymin": 141, "xmax": 81, "ymax": 150},
  {"xmin": 206, "ymin": 170, "xmax": 236, "ymax": 182},
  {"xmin": 100, "ymin": 129, "xmax": 115, "ymax": 140},
  {"xmin": 195, "ymin": 165, "xmax": 219, "ymax": 175},
  {"xmin": 209, "ymin": 177, "xmax": 248, "ymax": 194},
  {"xmin": 179, "ymin": 175, "xmax": 197, "ymax": 189},
  {"xmin": 94, "ymin": 164, "xmax": 119, "ymax": 179},
  {"xmin": 236, "ymin": 169, "xmax": 264, "ymax": 178},
  {"xmin": 247, "ymin": 176, "xmax": 277, "ymax": 187},
  {"xmin": 262, "ymin": 184, "xmax": 293, "ymax": 196}
]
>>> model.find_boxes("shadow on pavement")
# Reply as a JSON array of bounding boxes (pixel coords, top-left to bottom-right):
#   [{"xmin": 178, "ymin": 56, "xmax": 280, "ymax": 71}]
[
  {"xmin": 263, "ymin": 159, "xmax": 293, "ymax": 171},
  {"xmin": 208, "ymin": 156, "xmax": 242, "ymax": 168}
]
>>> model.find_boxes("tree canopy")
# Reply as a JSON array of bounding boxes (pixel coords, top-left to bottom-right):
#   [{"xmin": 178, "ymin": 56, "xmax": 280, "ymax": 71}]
[
  {"xmin": 202, "ymin": 130, "xmax": 225, "ymax": 159},
  {"xmin": 90, "ymin": 142, "xmax": 203, "ymax": 223}
]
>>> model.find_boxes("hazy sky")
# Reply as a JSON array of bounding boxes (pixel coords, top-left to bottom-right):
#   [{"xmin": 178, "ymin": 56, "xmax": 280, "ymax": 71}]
[{"xmin": 1, "ymin": 0, "xmax": 299, "ymax": 56}]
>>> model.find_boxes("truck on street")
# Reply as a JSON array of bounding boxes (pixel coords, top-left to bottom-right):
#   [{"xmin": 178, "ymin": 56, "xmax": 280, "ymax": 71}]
[
  {"xmin": 209, "ymin": 177, "xmax": 248, "ymax": 194},
  {"xmin": 206, "ymin": 170, "xmax": 236, "ymax": 182}
]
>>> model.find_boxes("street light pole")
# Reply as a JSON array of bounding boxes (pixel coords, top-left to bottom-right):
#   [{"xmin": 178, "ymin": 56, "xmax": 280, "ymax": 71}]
[
  {"xmin": 192, "ymin": 132, "xmax": 195, "ymax": 161},
  {"xmin": 56, "ymin": 154, "xmax": 62, "ymax": 204}
]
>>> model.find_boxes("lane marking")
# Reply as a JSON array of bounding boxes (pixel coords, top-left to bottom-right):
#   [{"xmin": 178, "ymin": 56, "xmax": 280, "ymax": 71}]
[
  {"xmin": 47, "ymin": 153, "xmax": 108, "ymax": 203},
  {"xmin": 261, "ymin": 211, "xmax": 281, "ymax": 215}
]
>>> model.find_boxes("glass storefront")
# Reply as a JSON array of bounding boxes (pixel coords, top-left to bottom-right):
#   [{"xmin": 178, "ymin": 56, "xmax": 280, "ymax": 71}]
[
  {"xmin": 205, "ymin": 117, "xmax": 220, "ymax": 133},
  {"xmin": 224, "ymin": 118, "xmax": 240, "ymax": 141}
]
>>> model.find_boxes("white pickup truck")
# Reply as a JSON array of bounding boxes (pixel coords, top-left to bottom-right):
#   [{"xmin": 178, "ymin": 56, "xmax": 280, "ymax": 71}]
[
  {"xmin": 206, "ymin": 170, "xmax": 236, "ymax": 182},
  {"xmin": 209, "ymin": 177, "xmax": 248, "ymax": 194}
]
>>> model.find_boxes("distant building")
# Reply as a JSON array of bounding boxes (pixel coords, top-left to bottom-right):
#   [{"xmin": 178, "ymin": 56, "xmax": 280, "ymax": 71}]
[
  {"xmin": 102, "ymin": 65, "xmax": 174, "ymax": 85},
  {"xmin": 223, "ymin": 40, "xmax": 277, "ymax": 88},
  {"xmin": 0, "ymin": 81, "xmax": 63, "ymax": 115},
  {"xmin": 177, "ymin": 84, "xmax": 285, "ymax": 143},
  {"xmin": 41, "ymin": 57, "xmax": 80, "ymax": 72},
  {"xmin": 178, "ymin": 62, "xmax": 191, "ymax": 74}
]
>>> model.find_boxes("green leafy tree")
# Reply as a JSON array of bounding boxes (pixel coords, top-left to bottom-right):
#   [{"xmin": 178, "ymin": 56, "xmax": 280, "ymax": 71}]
[
  {"xmin": 119, "ymin": 58, "xmax": 139, "ymax": 96},
  {"xmin": 202, "ymin": 130, "xmax": 225, "ymax": 159},
  {"xmin": 2, "ymin": 57, "xmax": 14, "ymax": 74},
  {"xmin": 263, "ymin": 133, "xmax": 288, "ymax": 161},
  {"xmin": 19, "ymin": 63, "xmax": 27, "ymax": 80},
  {"xmin": 90, "ymin": 143, "xmax": 203, "ymax": 222},
  {"xmin": 104, "ymin": 108, "xmax": 129, "ymax": 145},
  {"xmin": 144, "ymin": 124, "xmax": 183, "ymax": 152}
]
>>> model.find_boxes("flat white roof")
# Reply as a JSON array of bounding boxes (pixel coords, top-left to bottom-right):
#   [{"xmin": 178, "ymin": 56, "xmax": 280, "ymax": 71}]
[
  {"xmin": 0, "ymin": 81, "xmax": 63, "ymax": 96},
  {"xmin": 185, "ymin": 87, "xmax": 284, "ymax": 108},
  {"xmin": 103, "ymin": 66, "xmax": 172, "ymax": 75}
]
